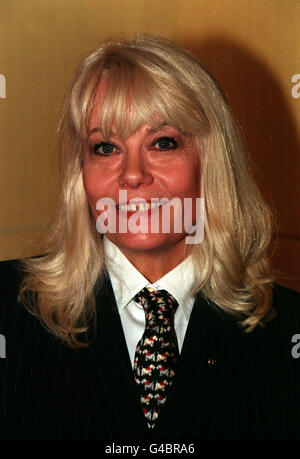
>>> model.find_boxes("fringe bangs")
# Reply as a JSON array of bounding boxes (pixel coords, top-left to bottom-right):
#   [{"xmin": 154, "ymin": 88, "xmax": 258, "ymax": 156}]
[{"xmin": 71, "ymin": 51, "xmax": 209, "ymax": 143}]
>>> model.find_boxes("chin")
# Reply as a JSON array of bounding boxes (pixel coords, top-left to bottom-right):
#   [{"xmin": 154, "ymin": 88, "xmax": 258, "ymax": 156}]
[{"xmin": 106, "ymin": 232, "xmax": 183, "ymax": 254}]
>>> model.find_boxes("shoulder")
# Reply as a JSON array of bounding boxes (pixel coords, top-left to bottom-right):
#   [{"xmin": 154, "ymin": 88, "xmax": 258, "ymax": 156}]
[
  {"xmin": 273, "ymin": 283, "xmax": 300, "ymax": 304},
  {"xmin": 0, "ymin": 258, "xmax": 23, "ymax": 289},
  {"xmin": 244, "ymin": 284, "xmax": 300, "ymax": 357},
  {"xmin": 0, "ymin": 255, "xmax": 45, "ymax": 302},
  {"xmin": 0, "ymin": 258, "xmax": 26, "ymax": 315},
  {"xmin": 271, "ymin": 283, "xmax": 300, "ymax": 328},
  {"xmin": 0, "ymin": 258, "xmax": 25, "ymax": 323},
  {"xmin": 0, "ymin": 257, "xmax": 60, "ymax": 348}
]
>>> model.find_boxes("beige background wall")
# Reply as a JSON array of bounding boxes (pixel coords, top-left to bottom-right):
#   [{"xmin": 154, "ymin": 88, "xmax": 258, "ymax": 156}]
[{"xmin": 0, "ymin": 0, "xmax": 299, "ymax": 291}]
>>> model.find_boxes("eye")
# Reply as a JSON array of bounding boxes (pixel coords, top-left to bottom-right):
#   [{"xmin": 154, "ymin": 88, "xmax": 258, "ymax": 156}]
[
  {"xmin": 92, "ymin": 142, "xmax": 119, "ymax": 156},
  {"xmin": 151, "ymin": 137, "xmax": 178, "ymax": 151}
]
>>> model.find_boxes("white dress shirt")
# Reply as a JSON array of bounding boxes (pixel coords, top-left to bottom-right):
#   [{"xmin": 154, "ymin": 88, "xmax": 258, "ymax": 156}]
[{"xmin": 103, "ymin": 236, "xmax": 197, "ymax": 368}]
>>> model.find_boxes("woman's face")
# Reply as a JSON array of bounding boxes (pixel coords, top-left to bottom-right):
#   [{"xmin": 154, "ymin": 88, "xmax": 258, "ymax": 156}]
[{"xmin": 82, "ymin": 79, "xmax": 201, "ymax": 262}]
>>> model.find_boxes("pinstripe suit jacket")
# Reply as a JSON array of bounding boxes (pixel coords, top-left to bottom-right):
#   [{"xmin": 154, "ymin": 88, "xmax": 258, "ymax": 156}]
[{"xmin": 1, "ymin": 258, "xmax": 300, "ymax": 439}]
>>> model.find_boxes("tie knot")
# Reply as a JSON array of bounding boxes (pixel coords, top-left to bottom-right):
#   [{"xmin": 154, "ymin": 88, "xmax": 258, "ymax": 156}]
[{"xmin": 134, "ymin": 286, "xmax": 179, "ymax": 325}]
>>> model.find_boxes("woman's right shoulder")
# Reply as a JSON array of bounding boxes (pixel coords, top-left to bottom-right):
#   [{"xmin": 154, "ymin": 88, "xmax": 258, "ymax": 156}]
[
  {"xmin": 0, "ymin": 257, "xmax": 39, "ymax": 335},
  {"xmin": 0, "ymin": 255, "xmax": 45, "ymax": 294},
  {"xmin": 0, "ymin": 258, "xmax": 24, "ymax": 299},
  {"xmin": 0, "ymin": 256, "xmax": 66, "ymax": 352},
  {"xmin": 0, "ymin": 259, "xmax": 27, "ymax": 345}
]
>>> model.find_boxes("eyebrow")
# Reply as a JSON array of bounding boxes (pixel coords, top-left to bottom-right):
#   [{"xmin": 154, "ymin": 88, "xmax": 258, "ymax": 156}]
[
  {"xmin": 87, "ymin": 122, "xmax": 172, "ymax": 139},
  {"xmin": 88, "ymin": 127, "xmax": 102, "ymax": 138}
]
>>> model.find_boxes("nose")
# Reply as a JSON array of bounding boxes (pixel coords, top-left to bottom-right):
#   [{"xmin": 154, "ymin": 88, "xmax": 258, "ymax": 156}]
[{"xmin": 118, "ymin": 148, "xmax": 153, "ymax": 189}]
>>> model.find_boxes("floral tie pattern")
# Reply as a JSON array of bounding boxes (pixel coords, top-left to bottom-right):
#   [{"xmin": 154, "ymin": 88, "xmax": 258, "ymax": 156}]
[{"xmin": 133, "ymin": 286, "xmax": 179, "ymax": 429}]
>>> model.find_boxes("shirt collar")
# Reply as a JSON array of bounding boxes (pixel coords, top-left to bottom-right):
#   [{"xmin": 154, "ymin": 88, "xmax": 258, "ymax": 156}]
[{"xmin": 103, "ymin": 236, "xmax": 197, "ymax": 319}]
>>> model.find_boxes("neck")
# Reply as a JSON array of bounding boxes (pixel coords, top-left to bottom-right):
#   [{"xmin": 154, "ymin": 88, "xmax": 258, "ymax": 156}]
[{"xmin": 119, "ymin": 240, "xmax": 191, "ymax": 282}]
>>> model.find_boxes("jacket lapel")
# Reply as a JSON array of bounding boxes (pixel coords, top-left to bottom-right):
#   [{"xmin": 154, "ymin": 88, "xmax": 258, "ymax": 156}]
[
  {"xmin": 75, "ymin": 273, "xmax": 149, "ymax": 438},
  {"xmin": 151, "ymin": 291, "xmax": 247, "ymax": 437}
]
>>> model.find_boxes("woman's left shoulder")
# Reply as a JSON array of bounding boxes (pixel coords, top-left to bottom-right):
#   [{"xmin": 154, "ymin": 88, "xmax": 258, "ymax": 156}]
[
  {"xmin": 272, "ymin": 283, "xmax": 300, "ymax": 307},
  {"xmin": 270, "ymin": 283, "xmax": 300, "ymax": 328}
]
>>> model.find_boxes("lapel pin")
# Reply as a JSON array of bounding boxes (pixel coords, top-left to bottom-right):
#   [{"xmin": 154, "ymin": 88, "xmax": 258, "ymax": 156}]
[{"xmin": 208, "ymin": 357, "xmax": 216, "ymax": 367}]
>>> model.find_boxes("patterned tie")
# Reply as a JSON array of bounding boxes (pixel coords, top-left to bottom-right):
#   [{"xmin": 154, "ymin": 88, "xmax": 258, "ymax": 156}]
[{"xmin": 133, "ymin": 286, "xmax": 179, "ymax": 429}]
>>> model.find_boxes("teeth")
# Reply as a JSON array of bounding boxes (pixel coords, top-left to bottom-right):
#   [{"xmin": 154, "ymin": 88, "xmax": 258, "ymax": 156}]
[{"xmin": 117, "ymin": 202, "xmax": 164, "ymax": 212}]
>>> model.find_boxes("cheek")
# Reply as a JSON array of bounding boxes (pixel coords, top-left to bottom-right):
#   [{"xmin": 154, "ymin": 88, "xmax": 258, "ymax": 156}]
[
  {"xmin": 82, "ymin": 167, "xmax": 96, "ymax": 202},
  {"xmin": 82, "ymin": 164, "xmax": 109, "ymax": 210},
  {"xmin": 168, "ymin": 163, "xmax": 200, "ymax": 196}
]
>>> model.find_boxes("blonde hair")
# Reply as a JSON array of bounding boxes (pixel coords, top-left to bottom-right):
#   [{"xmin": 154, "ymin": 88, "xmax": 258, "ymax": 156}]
[{"xmin": 20, "ymin": 34, "xmax": 275, "ymax": 347}]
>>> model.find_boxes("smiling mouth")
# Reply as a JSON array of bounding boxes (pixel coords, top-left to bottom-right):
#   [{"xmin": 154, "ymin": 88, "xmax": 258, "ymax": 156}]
[{"xmin": 116, "ymin": 201, "xmax": 167, "ymax": 212}]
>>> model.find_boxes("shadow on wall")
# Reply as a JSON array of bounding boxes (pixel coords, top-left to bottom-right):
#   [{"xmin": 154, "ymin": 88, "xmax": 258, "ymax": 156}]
[{"xmin": 183, "ymin": 37, "xmax": 300, "ymax": 292}]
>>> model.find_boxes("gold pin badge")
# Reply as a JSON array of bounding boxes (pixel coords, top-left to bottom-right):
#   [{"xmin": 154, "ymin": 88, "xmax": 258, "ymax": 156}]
[{"xmin": 208, "ymin": 357, "xmax": 216, "ymax": 367}]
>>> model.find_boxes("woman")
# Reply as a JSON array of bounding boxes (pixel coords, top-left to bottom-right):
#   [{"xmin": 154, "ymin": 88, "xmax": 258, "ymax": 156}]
[{"xmin": 1, "ymin": 34, "xmax": 299, "ymax": 439}]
